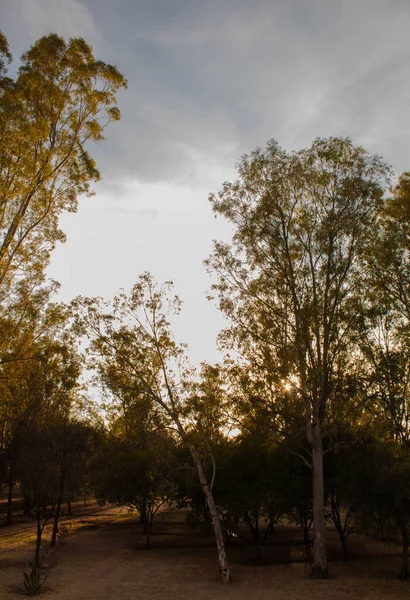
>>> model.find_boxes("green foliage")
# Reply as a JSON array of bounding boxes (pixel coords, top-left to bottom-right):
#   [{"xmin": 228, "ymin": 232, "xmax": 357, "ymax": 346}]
[
  {"xmin": 91, "ymin": 431, "xmax": 178, "ymax": 516},
  {"xmin": 215, "ymin": 437, "xmax": 274, "ymax": 522},
  {"xmin": 354, "ymin": 440, "xmax": 410, "ymax": 536}
]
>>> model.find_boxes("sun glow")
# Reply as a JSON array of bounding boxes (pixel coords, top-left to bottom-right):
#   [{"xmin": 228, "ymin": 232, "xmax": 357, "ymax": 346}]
[{"xmin": 281, "ymin": 375, "xmax": 299, "ymax": 392}]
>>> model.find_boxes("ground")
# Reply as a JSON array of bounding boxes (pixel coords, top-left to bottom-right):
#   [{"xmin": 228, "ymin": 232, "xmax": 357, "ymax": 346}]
[{"xmin": 0, "ymin": 504, "xmax": 409, "ymax": 599}]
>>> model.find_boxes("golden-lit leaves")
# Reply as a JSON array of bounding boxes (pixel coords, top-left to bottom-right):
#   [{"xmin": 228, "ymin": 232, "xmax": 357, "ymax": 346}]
[
  {"xmin": 208, "ymin": 137, "xmax": 391, "ymax": 423},
  {"xmin": 0, "ymin": 32, "xmax": 127, "ymax": 295}
]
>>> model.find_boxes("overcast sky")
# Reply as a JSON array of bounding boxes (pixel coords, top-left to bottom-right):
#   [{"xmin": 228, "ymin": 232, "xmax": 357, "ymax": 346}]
[{"xmin": 2, "ymin": 0, "xmax": 410, "ymax": 364}]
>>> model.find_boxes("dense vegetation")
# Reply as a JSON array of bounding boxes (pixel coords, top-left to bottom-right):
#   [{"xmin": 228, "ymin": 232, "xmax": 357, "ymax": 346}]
[{"xmin": 1, "ymin": 29, "xmax": 410, "ymax": 589}]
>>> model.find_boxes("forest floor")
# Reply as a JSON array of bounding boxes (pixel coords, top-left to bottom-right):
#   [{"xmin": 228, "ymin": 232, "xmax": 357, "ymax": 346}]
[{"xmin": 0, "ymin": 506, "xmax": 409, "ymax": 599}]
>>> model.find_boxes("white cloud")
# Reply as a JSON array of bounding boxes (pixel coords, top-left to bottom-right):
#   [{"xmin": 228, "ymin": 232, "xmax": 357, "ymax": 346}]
[
  {"xmin": 47, "ymin": 179, "xmax": 232, "ymax": 365},
  {"xmin": 107, "ymin": 207, "xmax": 158, "ymax": 218},
  {"xmin": 83, "ymin": 0, "xmax": 409, "ymax": 185},
  {"xmin": 4, "ymin": 0, "xmax": 410, "ymax": 365},
  {"xmin": 15, "ymin": 0, "xmax": 102, "ymax": 50}
]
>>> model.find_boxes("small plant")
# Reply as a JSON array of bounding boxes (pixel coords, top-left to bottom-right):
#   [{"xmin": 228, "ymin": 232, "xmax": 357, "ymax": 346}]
[{"xmin": 19, "ymin": 566, "xmax": 41, "ymax": 596}]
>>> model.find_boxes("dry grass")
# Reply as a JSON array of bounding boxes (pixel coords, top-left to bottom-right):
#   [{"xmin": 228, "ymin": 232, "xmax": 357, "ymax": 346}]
[{"xmin": 0, "ymin": 508, "xmax": 409, "ymax": 599}]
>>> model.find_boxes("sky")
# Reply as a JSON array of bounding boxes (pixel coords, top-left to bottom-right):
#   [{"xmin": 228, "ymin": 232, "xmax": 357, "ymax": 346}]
[{"xmin": 1, "ymin": 0, "xmax": 410, "ymax": 365}]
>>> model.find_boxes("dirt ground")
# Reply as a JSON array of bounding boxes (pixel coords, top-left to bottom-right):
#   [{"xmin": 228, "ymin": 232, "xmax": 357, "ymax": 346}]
[{"xmin": 1, "ymin": 508, "xmax": 410, "ymax": 600}]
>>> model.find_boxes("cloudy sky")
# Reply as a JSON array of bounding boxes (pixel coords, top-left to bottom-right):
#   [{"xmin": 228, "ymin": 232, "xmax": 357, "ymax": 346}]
[{"xmin": 2, "ymin": 0, "xmax": 410, "ymax": 364}]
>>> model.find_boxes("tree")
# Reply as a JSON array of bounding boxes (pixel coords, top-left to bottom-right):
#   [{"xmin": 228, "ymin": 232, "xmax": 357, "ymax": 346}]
[
  {"xmin": 49, "ymin": 418, "xmax": 93, "ymax": 548},
  {"xmin": 213, "ymin": 435, "xmax": 285, "ymax": 559},
  {"xmin": 363, "ymin": 173, "xmax": 410, "ymax": 445},
  {"xmin": 323, "ymin": 436, "xmax": 362, "ymax": 559},
  {"xmin": 0, "ymin": 31, "xmax": 126, "ymax": 294},
  {"xmin": 351, "ymin": 438, "xmax": 410, "ymax": 579},
  {"xmin": 0, "ymin": 31, "xmax": 11, "ymax": 84},
  {"xmin": 0, "ymin": 311, "xmax": 82, "ymax": 525},
  {"xmin": 370, "ymin": 172, "xmax": 410, "ymax": 322},
  {"xmin": 18, "ymin": 421, "xmax": 59, "ymax": 567},
  {"xmin": 360, "ymin": 313, "xmax": 410, "ymax": 445},
  {"xmin": 75, "ymin": 273, "xmax": 232, "ymax": 582},
  {"xmin": 11, "ymin": 332, "xmax": 84, "ymax": 566},
  {"xmin": 90, "ymin": 353, "xmax": 178, "ymax": 545},
  {"xmin": 92, "ymin": 430, "xmax": 178, "ymax": 549},
  {"xmin": 0, "ymin": 285, "xmax": 68, "ymax": 521},
  {"xmin": 207, "ymin": 137, "xmax": 390, "ymax": 577}
]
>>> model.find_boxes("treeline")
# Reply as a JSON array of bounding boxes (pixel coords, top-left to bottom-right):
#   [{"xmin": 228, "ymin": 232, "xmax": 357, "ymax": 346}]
[
  {"xmin": 0, "ymin": 29, "xmax": 126, "ymax": 572},
  {"xmin": 1, "ymin": 29, "xmax": 410, "ymax": 588}
]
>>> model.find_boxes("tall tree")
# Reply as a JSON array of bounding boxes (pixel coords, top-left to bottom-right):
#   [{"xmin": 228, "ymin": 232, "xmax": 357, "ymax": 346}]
[
  {"xmin": 0, "ymin": 31, "xmax": 126, "ymax": 293},
  {"xmin": 75, "ymin": 274, "xmax": 232, "ymax": 582},
  {"xmin": 91, "ymin": 429, "xmax": 178, "ymax": 549},
  {"xmin": 49, "ymin": 417, "xmax": 92, "ymax": 548},
  {"xmin": 93, "ymin": 355, "xmax": 173, "ymax": 534},
  {"xmin": 361, "ymin": 312, "xmax": 410, "ymax": 446},
  {"xmin": 0, "ymin": 308, "xmax": 81, "ymax": 524},
  {"xmin": 370, "ymin": 172, "xmax": 410, "ymax": 321},
  {"xmin": 207, "ymin": 137, "xmax": 390, "ymax": 577},
  {"xmin": 363, "ymin": 173, "xmax": 410, "ymax": 445}
]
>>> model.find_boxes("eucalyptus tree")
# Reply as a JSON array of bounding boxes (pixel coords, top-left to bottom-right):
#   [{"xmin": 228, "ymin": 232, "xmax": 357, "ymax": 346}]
[
  {"xmin": 16, "ymin": 329, "xmax": 85, "ymax": 563},
  {"xmin": 361, "ymin": 173, "xmax": 410, "ymax": 444},
  {"xmin": 18, "ymin": 422, "xmax": 59, "ymax": 567},
  {"xmin": 0, "ymin": 305, "xmax": 82, "ymax": 524},
  {"xmin": 0, "ymin": 280, "xmax": 61, "ymax": 367},
  {"xmin": 0, "ymin": 30, "xmax": 126, "ymax": 294},
  {"xmin": 0, "ymin": 31, "xmax": 11, "ymax": 89},
  {"xmin": 370, "ymin": 173, "xmax": 410, "ymax": 321},
  {"xmin": 92, "ymin": 355, "xmax": 176, "ymax": 537},
  {"xmin": 75, "ymin": 273, "xmax": 232, "ymax": 582},
  {"xmin": 360, "ymin": 311, "xmax": 410, "ymax": 445},
  {"xmin": 350, "ymin": 438, "xmax": 410, "ymax": 579},
  {"xmin": 96, "ymin": 351, "xmax": 166, "ymax": 447},
  {"xmin": 91, "ymin": 429, "xmax": 178, "ymax": 549},
  {"xmin": 207, "ymin": 137, "xmax": 390, "ymax": 577},
  {"xmin": 49, "ymin": 418, "xmax": 93, "ymax": 548}
]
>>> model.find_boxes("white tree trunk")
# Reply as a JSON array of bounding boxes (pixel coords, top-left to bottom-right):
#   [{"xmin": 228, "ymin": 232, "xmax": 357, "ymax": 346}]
[
  {"xmin": 188, "ymin": 445, "xmax": 232, "ymax": 583},
  {"xmin": 311, "ymin": 422, "xmax": 329, "ymax": 578}
]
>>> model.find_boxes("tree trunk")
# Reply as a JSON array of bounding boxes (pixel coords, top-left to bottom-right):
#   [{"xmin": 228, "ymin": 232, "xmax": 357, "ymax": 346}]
[
  {"xmin": 202, "ymin": 501, "xmax": 211, "ymax": 535},
  {"xmin": 189, "ymin": 445, "xmax": 231, "ymax": 583},
  {"xmin": 262, "ymin": 520, "xmax": 274, "ymax": 545},
  {"xmin": 146, "ymin": 511, "xmax": 154, "ymax": 549},
  {"xmin": 35, "ymin": 510, "xmax": 42, "ymax": 568},
  {"xmin": 329, "ymin": 492, "xmax": 349, "ymax": 559},
  {"xmin": 23, "ymin": 494, "xmax": 32, "ymax": 517},
  {"xmin": 254, "ymin": 514, "xmax": 261, "ymax": 560},
  {"xmin": 6, "ymin": 475, "xmax": 13, "ymax": 525},
  {"xmin": 51, "ymin": 470, "xmax": 65, "ymax": 548},
  {"xmin": 67, "ymin": 498, "xmax": 72, "ymax": 515},
  {"xmin": 398, "ymin": 525, "xmax": 409, "ymax": 579},
  {"xmin": 303, "ymin": 522, "xmax": 310, "ymax": 546},
  {"xmin": 254, "ymin": 512, "xmax": 260, "ymax": 547},
  {"xmin": 244, "ymin": 512, "xmax": 255, "ymax": 539},
  {"xmin": 245, "ymin": 511, "xmax": 261, "ymax": 559},
  {"xmin": 141, "ymin": 508, "xmax": 148, "ymax": 535},
  {"xmin": 170, "ymin": 409, "xmax": 231, "ymax": 582},
  {"xmin": 379, "ymin": 512, "xmax": 386, "ymax": 541},
  {"xmin": 311, "ymin": 426, "xmax": 329, "ymax": 579},
  {"xmin": 139, "ymin": 498, "xmax": 148, "ymax": 532}
]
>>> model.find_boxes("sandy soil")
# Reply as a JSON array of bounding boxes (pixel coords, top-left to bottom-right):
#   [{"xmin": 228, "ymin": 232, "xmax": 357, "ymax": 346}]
[{"xmin": 1, "ymin": 509, "xmax": 410, "ymax": 600}]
